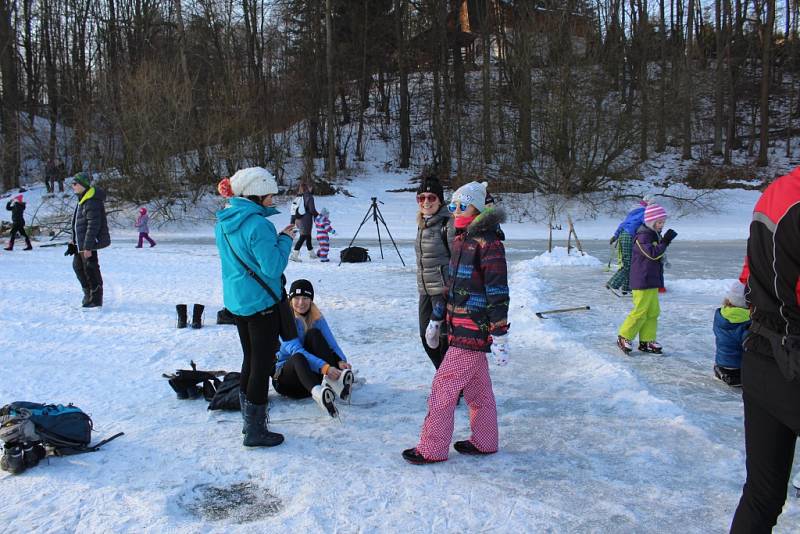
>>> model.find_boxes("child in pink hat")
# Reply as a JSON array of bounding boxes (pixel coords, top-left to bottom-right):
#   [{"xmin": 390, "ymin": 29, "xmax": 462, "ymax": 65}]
[
  {"xmin": 617, "ymin": 203, "xmax": 677, "ymax": 355},
  {"xmin": 134, "ymin": 207, "xmax": 156, "ymax": 248}
]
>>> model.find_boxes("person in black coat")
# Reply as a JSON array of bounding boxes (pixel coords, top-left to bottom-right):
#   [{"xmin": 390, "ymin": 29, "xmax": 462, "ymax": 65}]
[
  {"xmin": 68, "ymin": 173, "xmax": 111, "ymax": 308},
  {"xmin": 4, "ymin": 195, "xmax": 32, "ymax": 251}
]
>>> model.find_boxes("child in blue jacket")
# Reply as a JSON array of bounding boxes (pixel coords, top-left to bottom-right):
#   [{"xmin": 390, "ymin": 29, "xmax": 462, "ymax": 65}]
[
  {"xmin": 272, "ymin": 279, "xmax": 353, "ymax": 417},
  {"xmin": 713, "ymin": 281, "xmax": 751, "ymax": 387}
]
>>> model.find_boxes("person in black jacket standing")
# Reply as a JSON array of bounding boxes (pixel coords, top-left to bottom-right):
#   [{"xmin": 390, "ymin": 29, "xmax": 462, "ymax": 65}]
[
  {"xmin": 730, "ymin": 169, "xmax": 800, "ymax": 532},
  {"xmin": 68, "ymin": 173, "xmax": 111, "ymax": 308},
  {"xmin": 4, "ymin": 195, "xmax": 32, "ymax": 251}
]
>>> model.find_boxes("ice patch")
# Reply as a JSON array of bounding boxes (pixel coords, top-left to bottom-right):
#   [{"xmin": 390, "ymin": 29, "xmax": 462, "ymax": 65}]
[
  {"xmin": 665, "ymin": 278, "xmax": 737, "ymax": 297},
  {"xmin": 529, "ymin": 247, "xmax": 602, "ymax": 268}
]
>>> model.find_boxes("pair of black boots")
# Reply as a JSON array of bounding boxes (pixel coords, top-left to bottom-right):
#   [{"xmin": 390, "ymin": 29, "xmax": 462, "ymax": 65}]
[
  {"xmin": 1, "ymin": 442, "xmax": 46, "ymax": 475},
  {"xmin": 176, "ymin": 304, "xmax": 204, "ymax": 329}
]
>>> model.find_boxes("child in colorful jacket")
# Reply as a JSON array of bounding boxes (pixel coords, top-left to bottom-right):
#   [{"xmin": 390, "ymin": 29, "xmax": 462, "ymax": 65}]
[
  {"xmin": 403, "ymin": 181, "xmax": 509, "ymax": 464},
  {"xmin": 607, "ymin": 195, "xmax": 652, "ymax": 294},
  {"xmin": 617, "ymin": 203, "xmax": 677, "ymax": 355},
  {"xmin": 713, "ymin": 280, "xmax": 751, "ymax": 387},
  {"xmin": 134, "ymin": 207, "xmax": 156, "ymax": 248},
  {"xmin": 313, "ymin": 207, "xmax": 335, "ymax": 262}
]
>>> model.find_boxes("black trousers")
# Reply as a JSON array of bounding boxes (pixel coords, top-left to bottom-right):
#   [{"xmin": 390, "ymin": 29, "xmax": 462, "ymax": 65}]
[
  {"xmin": 235, "ymin": 305, "xmax": 281, "ymax": 405},
  {"xmin": 72, "ymin": 251, "xmax": 103, "ymax": 291},
  {"xmin": 293, "ymin": 234, "xmax": 313, "ymax": 251},
  {"xmin": 731, "ymin": 348, "xmax": 800, "ymax": 533},
  {"xmin": 273, "ymin": 328, "xmax": 341, "ymax": 398},
  {"xmin": 8, "ymin": 223, "xmax": 30, "ymax": 246},
  {"xmin": 418, "ymin": 294, "xmax": 448, "ymax": 369}
]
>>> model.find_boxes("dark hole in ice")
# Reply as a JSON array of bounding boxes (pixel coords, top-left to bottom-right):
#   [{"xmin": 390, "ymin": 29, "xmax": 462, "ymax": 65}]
[{"xmin": 181, "ymin": 481, "xmax": 282, "ymax": 523}]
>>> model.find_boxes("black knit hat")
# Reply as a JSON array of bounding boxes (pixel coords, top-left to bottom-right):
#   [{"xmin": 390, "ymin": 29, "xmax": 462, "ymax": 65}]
[
  {"xmin": 416, "ymin": 177, "xmax": 445, "ymax": 205},
  {"xmin": 289, "ymin": 279, "xmax": 314, "ymax": 300}
]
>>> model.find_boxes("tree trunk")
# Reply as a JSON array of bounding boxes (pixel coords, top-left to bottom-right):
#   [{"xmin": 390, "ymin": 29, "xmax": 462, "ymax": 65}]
[
  {"xmin": 682, "ymin": 0, "xmax": 694, "ymax": 159},
  {"xmin": 396, "ymin": 0, "xmax": 411, "ymax": 167},
  {"xmin": 480, "ymin": 0, "xmax": 492, "ymax": 165},
  {"xmin": 656, "ymin": 0, "xmax": 667, "ymax": 152},
  {"xmin": 0, "ymin": 0, "xmax": 21, "ymax": 190},
  {"xmin": 757, "ymin": 0, "xmax": 775, "ymax": 167},
  {"xmin": 713, "ymin": 0, "xmax": 724, "ymax": 154},
  {"xmin": 325, "ymin": 0, "xmax": 336, "ymax": 177}
]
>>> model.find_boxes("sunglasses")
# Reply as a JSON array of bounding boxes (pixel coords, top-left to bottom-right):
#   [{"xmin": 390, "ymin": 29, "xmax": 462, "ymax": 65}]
[
  {"xmin": 448, "ymin": 202, "xmax": 469, "ymax": 213},
  {"xmin": 417, "ymin": 193, "xmax": 439, "ymax": 203}
]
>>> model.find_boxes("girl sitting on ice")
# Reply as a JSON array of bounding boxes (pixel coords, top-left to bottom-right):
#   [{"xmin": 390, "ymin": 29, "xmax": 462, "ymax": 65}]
[
  {"xmin": 272, "ymin": 279, "xmax": 353, "ymax": 418},
  {"xmin": 713, "ymin": 280, "xmax": 751, "ymax": 387},
  {"xmin": 403, "ymin": 181, "xmax": 509, "ymax": 464},
  {"xmin": 617, "ymin": 203, "xmax": 677, "ymax": 355}
]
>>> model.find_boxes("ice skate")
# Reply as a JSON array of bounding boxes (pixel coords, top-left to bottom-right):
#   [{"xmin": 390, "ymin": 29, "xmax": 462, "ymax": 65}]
[
  {"xmin": 311, "ymin": 384, "xmax": 339, "ymax": 418},
  {"xmin": 617, "ymin": 335, "xmax": 633, "ymax": 355},
  {"xmin": 638, "ymin": 341, "xmax": 663, "ymax": 354},
  {"xmin": 714, "ymin": 365, "xmax": 742, "ymax": 387},
  {"xmin": 290, "ymin": 249, "xmax": 301, "ymax": 262},
  {"xmin": 323, "ymin": 368, "xmax": 354, "ymax": 402}
]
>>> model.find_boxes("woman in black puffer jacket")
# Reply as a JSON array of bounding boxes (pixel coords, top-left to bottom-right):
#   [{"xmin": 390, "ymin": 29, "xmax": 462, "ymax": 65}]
[{"xmin": 4, "ymin": 195, "xmax": 32, "ymax": 251}]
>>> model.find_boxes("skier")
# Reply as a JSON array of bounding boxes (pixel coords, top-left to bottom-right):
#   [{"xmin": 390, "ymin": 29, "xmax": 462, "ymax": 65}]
[
  {"xmin": 730, "ymin": 169, "xmax": 800, "ymax": 531},
  {"xmin": 215, "ymin": 167, "xmax": 295, "ymax": 448},
  {"xmin": 272, "ymin": 279, "xmax": 353, "ymax": 418},
  {"xmin": 712, "ymin": 280, "xmax": 751, "ymax": 387},
  {"xmin": 414, "ymin": 175, "xmax": 454, "ymax": 369},
  {"xmin": 4, "ymin": 195, "xmax": 32, "ymax": 251},
  {"xmin": 607, "ymin": 195, "xmax": 652, "ymax": 296},
  {"xmin": 616, "ymin": 203, "xmax": 677, "ymax": 354},
  {"xmin": 68, "ymin": 173, "xmax": 110, "ymax": 307},
  {"xmin": 289, "ymin": 183, "xmax": 319, "ymax": 261},
  {"xmin": 313, "ymin": 207, "xmax": 336, "ymax": 262},
  {"xmin": 134, "ymin": 207, "xmax": 156, "ymax": 248},
  {"xmin": 403, "ymin": 181, "xmax": 509, "ymax": 464}
]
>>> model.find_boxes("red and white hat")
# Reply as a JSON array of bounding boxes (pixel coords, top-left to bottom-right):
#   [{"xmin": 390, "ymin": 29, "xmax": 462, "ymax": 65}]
[{"xmin": 644, "ymin": 203, "xmax": 667, "ymax": 224}]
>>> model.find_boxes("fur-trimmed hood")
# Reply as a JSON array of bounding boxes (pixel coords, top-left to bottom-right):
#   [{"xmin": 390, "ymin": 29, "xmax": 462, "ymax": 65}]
[{"xmin": 462, "ymin": 207, "xmax": 506, "ymax": 237}]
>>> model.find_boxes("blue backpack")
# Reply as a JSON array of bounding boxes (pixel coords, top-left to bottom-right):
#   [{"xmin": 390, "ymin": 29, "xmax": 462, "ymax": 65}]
[{"xmin": 0, "ymin": 402, "xmax": 123, "ymax": 456}]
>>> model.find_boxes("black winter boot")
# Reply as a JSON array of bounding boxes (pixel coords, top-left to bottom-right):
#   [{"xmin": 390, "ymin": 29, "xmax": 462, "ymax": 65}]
[
  {"xmin": 242, "ymin": 399, "xmax": 284, "ymax": 447},
  {"xmin": 22, "ymin": 442, "xmax": 45, "ymax": 468},
  {"xmin": 83, "ymin": 286, "xmax": 103, "ymax": 308},
  {"xmin": 176, "ymin": 304, "xmax": 188, "ymax": 328},
  {"xmin": 23, "ymin": 238, "xmax": 32, "ymax": 250},
  {"xmin": 1, "ymin": 445, "xmax": 25, "ymax": 474},
  {"xmin": 81, "ymin": 287, "xmax": 92, "ymax": 307},
  {"xmin": 191, "ymin": 304, "xmax": 204, "ymax": 329}
]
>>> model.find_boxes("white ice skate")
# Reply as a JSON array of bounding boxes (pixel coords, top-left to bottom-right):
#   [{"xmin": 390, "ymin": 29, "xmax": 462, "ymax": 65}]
[
  {"xmin": 290, "ymin": 249, "xmax": 302, "ymax": 262},
  {"xmin": 323, "ymin": 368, "xmax": 354, "ymax": 403},
  {"xmin": 311, "ymin": 384, "xmax": 339, "ymax": 418},
  {"xmin": 308, "ymin": 249, "xmax": 317, "ymax": 259}
]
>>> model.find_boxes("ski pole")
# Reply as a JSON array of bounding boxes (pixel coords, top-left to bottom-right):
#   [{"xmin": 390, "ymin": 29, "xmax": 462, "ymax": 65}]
[{"xmin": 535, "ymin": 306, "xmax": 590, "ymax": 319}]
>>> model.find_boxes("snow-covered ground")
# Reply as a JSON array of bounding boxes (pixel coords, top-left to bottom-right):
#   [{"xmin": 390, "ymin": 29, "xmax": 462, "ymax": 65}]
[{"xmin": 2, "ymin": 164, "xmax": 799, "ymax": 532}]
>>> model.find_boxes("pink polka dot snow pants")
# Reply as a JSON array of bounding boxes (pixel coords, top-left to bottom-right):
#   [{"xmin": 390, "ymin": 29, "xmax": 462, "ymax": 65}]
[{"xmin": 416, "ymin": 346, "xmax": 499, "ymax": 461}]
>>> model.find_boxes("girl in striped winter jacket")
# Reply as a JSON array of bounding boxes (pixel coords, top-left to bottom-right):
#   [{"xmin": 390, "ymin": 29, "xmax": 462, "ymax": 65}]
[
  {"xmin": 403, "ymin": 181, "xmax": 509, "ymax": 465},
  {"xmin": 314, "ymin": 208, "xmax": 335, "ymax": 262}
]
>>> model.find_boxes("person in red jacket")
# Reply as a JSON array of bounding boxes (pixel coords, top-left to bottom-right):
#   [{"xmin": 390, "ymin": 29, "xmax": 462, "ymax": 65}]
[{"xmin": 731, "ymin": 169, "xmax": 800, "ymax": 532}]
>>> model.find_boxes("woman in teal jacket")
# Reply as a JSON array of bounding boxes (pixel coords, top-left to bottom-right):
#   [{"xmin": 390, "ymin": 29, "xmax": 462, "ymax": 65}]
[{"xmin": 215, "ymin": 167, "xmax": 295, "ymax": 448}]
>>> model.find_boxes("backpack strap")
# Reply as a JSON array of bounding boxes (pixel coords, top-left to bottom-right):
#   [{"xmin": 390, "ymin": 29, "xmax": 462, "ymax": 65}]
[{"xmin": 52, "ymin": 432, "xmax": 125, "ymax": 456}]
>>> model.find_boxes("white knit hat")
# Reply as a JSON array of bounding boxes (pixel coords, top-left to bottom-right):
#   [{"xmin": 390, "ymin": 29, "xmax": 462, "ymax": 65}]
[
  {"xmin": 725, "ymin": 281, "xmax": 747, "ymax": 308},
  {"xmin": 452, "ymin": 181, "xmax": 489, "ymax": 212},
  {"xmin": 230, "ymin": 167, "xmax": 278, "ymax": 197}
]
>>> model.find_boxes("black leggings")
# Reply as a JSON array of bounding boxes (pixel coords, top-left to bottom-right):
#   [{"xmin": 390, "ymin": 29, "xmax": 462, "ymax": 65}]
[
  {"xmin": 273, "ymin": 328, "xmax": 341, "ymax": 398},
  {"xmin": 294, "ymin": 234, "xmax": 313, "ymax": 251},
  {"xmin": 235, "ymin": 305, "xmax": 281, "ymax": 405},
  {"xmin": 731, "ymin": 347, "xmax": 800, "ymax": 533}
]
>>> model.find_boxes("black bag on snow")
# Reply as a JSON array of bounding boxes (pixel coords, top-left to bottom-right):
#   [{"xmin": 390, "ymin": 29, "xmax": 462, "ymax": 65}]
[
  {"xmin": 162, "ymin": 361, "xmax": 226, "ymax": 400},
  {"xmin": 0, "ymin": 402, "xmax": 123, "ymax": 456},
  {"xmin": 340, "ymin": 246, "xmax": 370, "ymax": 263},
  {"xmin": 216, "ymin": 307, "xmax": 236, "ymax": 325},
  {"xmin": 207, "ymin": 372, "xmax": 242, "ymax": 411}
]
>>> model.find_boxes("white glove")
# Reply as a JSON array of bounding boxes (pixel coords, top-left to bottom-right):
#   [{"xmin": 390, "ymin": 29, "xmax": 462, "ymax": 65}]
[
  {"xmin": 490, "ymin": 334, "xmax": 509, "ymax": 366},
  {"xmin": 425, "ymin": 319, "xmax": 443, "ymax": 349}
]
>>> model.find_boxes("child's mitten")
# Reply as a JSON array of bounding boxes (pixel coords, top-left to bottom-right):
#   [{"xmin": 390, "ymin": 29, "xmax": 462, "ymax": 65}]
[{"xmin": 490, "ymin": 334, "xmax": 509, "ymax": 366}]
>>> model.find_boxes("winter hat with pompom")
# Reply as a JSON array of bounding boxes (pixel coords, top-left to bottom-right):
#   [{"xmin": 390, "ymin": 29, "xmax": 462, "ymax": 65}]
[
  {"xmin": 320, "ymin": 207, "xmax": 329, "ymax": 217},
  {"xmin": 14, "ymin": 194, "xmax": 23, "ymax": 203},
  {"xmin": 644, "ymin": 203, "xmax": 667, "ymax": 225},
  {"xmin": 225, "ymin": 167, "xmax": 278, "ymax": 198},
  {"xmin": 139, "ymin": 207, "xmax": 147, "ymax": 214},
  {"xmin": 452, "ymin": 181, "xmax": 489, "ymax": 212},
  {"xmin": 725, "ymin": 280, "xmax": 747, "ymax": 309}
]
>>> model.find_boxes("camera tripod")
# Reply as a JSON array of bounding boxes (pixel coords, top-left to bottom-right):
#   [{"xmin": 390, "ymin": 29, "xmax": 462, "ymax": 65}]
[{"xmin": 341, "ymin": 196, "xmax": 405, "ymax": 266}]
